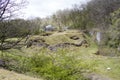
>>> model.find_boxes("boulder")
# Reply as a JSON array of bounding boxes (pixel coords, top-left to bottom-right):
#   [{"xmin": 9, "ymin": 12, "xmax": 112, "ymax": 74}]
[
  {"xmin": 74, "ymin": 40, "xmax": 88, "ymax": 47},
  {"xmin": 70, "ymin": 36, "xmax": 79, "ymax": 40},
  {"xmin": 0, "ymin": 59, "xmax": 5, "ymax": 67}
]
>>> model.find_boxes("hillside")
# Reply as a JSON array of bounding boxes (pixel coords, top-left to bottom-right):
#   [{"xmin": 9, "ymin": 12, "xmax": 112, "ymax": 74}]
[{"xmin": 0, "ymin": 30, "xmax": 120, "ymax": 80}]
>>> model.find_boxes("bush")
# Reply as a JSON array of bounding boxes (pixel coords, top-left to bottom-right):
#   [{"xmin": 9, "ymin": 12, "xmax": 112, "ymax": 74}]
[{"xmin": 29, "ymin": 50, "xmax": 88, "ymax": 80}]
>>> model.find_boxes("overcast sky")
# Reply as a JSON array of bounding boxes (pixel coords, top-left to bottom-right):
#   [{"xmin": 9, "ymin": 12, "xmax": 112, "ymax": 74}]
[{"xmin": 21, "ymin": 0, "xmax": 89, "ymax": 19}]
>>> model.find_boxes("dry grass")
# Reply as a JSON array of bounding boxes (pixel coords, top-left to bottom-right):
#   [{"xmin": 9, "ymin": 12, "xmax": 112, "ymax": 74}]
[
  {"xmin": 40, "ymin": 30, "xmax": 84, "ymax": 45},
  {"xmin": 0, "ymin": 68, "xmax": 43, "ymax": 80}
]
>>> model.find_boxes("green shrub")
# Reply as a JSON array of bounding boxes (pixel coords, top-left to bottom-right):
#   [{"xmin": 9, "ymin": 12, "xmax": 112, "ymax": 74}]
[
  {"xmin": 28, "ymin": 49, "xmax": 90, "ymax": 80},
  {"xmin": 0, "ymin": 49, "xmax": 96, "ymax": 80}
]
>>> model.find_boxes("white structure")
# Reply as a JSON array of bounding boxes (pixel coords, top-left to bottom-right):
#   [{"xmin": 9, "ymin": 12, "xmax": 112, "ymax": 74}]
[
  {"xmin": 96, "ymin": 32, "xmax": 101, "ymax": 43},
  {"xmin": 118, "ymin": 46, "xmax": 120, "ymax": 52}
]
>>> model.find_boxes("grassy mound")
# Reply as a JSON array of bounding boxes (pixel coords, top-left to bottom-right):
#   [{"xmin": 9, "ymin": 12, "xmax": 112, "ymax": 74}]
[{"xmin": 0, "ymin": 30, "xmax": 120, "ymax": 80}]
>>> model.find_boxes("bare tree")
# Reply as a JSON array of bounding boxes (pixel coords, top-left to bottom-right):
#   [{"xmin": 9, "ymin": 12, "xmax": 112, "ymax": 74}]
[
  {"xmin": 0, "ymin": 0, "xmax": 10, "ymax": 20},
  {"xmin": 0, "ymin": 0, "xmax": 26, "ymax": 21},
  {"xmin": 0, "ymin": 0, "xmax": 27, "ymax": 50}
]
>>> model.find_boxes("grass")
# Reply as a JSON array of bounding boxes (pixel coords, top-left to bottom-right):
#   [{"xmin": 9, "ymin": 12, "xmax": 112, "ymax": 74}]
[
  {"xmin": 0, "ymin": 30, "xmax": 120, "ymax": 80},
  {"xmin": 68, "ymin": 47, "xmax": 120, "ymax": 80},
  {"xmin": 94, "ymin": 57, "xmax": 120, "ymax": 80}
]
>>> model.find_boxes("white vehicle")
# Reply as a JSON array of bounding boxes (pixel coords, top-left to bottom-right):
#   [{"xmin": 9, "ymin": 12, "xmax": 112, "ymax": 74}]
[{"xmin": 44, "ymin": 25, "xmax": 55, "ymax": 31}]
